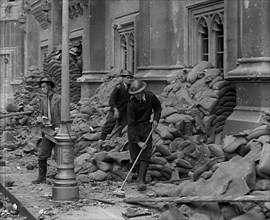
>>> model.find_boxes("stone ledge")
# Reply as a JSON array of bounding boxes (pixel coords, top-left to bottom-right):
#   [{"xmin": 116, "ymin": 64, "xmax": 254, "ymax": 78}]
[{"xmin": 227, "ymin": 57, "xmax": 270, "ymax": 80}]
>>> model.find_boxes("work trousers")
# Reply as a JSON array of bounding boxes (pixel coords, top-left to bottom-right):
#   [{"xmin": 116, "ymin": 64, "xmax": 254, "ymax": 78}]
[
  {"xmin": 100, "ymin": 110, "xmax": 127, "ymax": 140},
  {"xmin": 37, "ymin": 134, "xmax": 55, "ymax": 160},
  {"xmin": 129, "ymin": 122, "xmax": 152, "ymax": 164}
]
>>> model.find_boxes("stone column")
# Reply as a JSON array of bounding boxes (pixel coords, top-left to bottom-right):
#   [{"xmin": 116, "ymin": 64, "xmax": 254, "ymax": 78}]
[
  {"xmin": 48, "ymin": 0, "xmax": 62, "ymax": 52},
  {"xmin": 223, "ymin": 0, "xmax": 270, "ymax": 134},
  {"xmin": 137, "ymin": 0, "xmax": 176, "ymax": 94},
  {"xmin": 77, "ymin": 0, "xmax": 106, "ymax": 102}
]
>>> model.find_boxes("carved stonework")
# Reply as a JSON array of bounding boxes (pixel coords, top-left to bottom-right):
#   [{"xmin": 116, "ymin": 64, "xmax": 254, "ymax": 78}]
[
  {"xmin": 69, "ymin": 0, "xmax": 88, "ymax": 19},
  {"xmin": 29, "ymin": 0, "xmax": 50, "ymax": 29},
  {"xmin": 31, "ymin": 4, "xmax": 49, "ymax": 29}
]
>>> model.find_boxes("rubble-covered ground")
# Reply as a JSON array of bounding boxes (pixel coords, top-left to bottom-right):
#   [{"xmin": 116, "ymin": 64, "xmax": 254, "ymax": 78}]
[{"xmin": 1, "ymin": 61, "xmax": 270, "ymax": 220}]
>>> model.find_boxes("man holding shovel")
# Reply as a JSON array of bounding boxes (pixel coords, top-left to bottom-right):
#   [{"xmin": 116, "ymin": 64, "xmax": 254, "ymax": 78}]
[
  {"xmin": 127, "ymin": 79, "xmax": 162, "ymax": 191},
  {"xmin": 98, "ymin": 70, "xmax": 133, "ymax": 148}
]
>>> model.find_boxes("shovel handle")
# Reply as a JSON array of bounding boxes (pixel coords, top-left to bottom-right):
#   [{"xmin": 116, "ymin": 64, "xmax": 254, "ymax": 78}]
[{"xmin": 119, "ymin": 127, "xmax": 154, "ymax": 191}]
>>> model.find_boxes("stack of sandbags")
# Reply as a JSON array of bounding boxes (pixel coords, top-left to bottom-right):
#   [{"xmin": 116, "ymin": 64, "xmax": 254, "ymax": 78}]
[
  {"xmin": 43, "ymin": 44, "xmax": 82, "ymax": 104},
  {"xmin": 160, "ymin": 61, "xmax": 236, "ymax": 144},
  {"xmin": 75, "ymin": 150, "xmax": 131, "ymax": 182},
  {"xmin": 70, "ymin": 63, "xmax": 236, "ymax": 182},
  {"xmin": 154, "ymin": 123, "xmax": 270, "ymax": 220}
]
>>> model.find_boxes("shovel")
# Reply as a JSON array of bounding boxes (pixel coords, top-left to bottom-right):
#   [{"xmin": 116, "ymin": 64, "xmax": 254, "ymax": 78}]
[{"xmin": 113, "ymin": 127, "xmax": 154, "ymax": 198}]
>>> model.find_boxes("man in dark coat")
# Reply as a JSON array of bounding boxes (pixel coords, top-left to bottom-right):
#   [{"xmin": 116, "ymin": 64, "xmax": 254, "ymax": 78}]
[
  {"xmin": 32, "ymin": 77, "xmax": 61, "ymax": 184},
  {"xmin": 127, "ymin": 79, "xmax": 162, "ymax": 191},
  {"xmin": 98, "ymin": 70, "xmax": 133, "ymax": 145}
]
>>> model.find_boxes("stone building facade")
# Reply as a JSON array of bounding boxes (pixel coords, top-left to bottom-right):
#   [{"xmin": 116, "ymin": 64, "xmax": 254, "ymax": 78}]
[
  {"xmin": 1, "ymin": 0, "xmax": 269, "ymax": 134},
  {"xmin": 0, "ymin": 0, "xmax": 25, "ymax": 110}
]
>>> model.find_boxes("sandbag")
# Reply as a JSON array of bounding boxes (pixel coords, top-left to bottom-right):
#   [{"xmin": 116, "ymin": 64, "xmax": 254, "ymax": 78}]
[
  {"xmin": 155, "ymin": 124, "xmax": 175, "ymax": 140},
  {"xmin": 168, "ymin": 126, "xmax": 183, "ymax": 138},
  {"xmin": 82, "ymin": 132, "xmax": 100, "ymax": 141},
  {"xmin": 150, "ymin": 156, "xmax": 168, "ymax": 165},
  {"xmin": 165, "ymin": 113, "xmax": 194, "ymax": 124},
  {"xmin": 175, "ymin": 166, "xmax": 191, "ymax": 174},
  {"xmin": 95, "ymin": 161, "xmax": 112, "ymax": 172},
  {"xmin": 246, "ymin": 124, "xmax": 270, "ymax": 141},
  {"xmin": 223, "ymin": 101, "xmax": 236, "ymax": 107},
  {"xmin": 155, "ymin": 144, "xmax": 172, "ymax": 156},
  {"xmin": 208, "ymin": 75, "xmax": 223, "ymax": 88},
  {"xmin": 169, "ymin": 137, "xmax": 185, "ymax": 152},
  {"xmin": 74, "ymin": 153, "xmax": 91, "ymax": 168},
  {"xmin": 165, "ymin": 152, "xmax": 180, "ymax": 161},
  {"xmin": 187, "ymin": 61, "xmax": 214, "ymax": 83},
  {"xmin": 257, "ymin": 142, "xmax": 270, "ymax": 176},
  {"xmin": 208, "ymin": 144, "xmax": 225, "ymax": 157},
  {"xmin": 212, "ymin": 80, "xmax": 230, "ymax": 90},
  {"xmin": 190, "ymin": 77, "xmax": 206, "ymax": 96},
  {"xmin": 231, "ymin": 210, "xmax": 265, "ymax": 220},
  {"xmin": 147, "ymin": 170, "xmax": 163, "ymax": 179},
  {"xmin": 214, "ymin": 106, "xmax": 235, "ymax": 116},
  {"xmin": 149, "ymin": 163, "xmax": 173, "ymax": 174},
  {"xmin": 222, "ymin": 136, "xmax": 248, "ymax": 153},
  {"xmin": 161, "ymin": 107, "xmax": 178, "ymax": 118},
  {"xmin": 204, "ymin": 68, "xmax": 222, "ymax": 82},
  {"xmin": 88, "ymin": 170, "xmax": 109, "ymax": 181},
  {"xmin": 197, "ymin": 97, "xmax": 218, "ymax": 113},
  {"xmin": 212, "ymin": 115, "xmax": 228, "ymax": 126},
  {"xmin": 203, "ymin": 115, "xmax": 217, "ymax": 136},
  {"xmin": 175, "ymin": 158, "xmax": 193, "ymax": 169},
  {"xmin": 215, "ymin": 85, "xmax": 236, "ymax": 98}
]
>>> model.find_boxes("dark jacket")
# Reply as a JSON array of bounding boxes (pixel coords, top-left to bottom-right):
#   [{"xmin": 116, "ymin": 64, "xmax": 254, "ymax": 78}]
[
  {"xmin": 41, "ymin": 92, "xmax": 61, "ymax": 129},
  {"xmin": 127, "ymin": 91, "xmax": 162, "ymax": 143},
  {"xmin": 109, "ymin": 82, "xmax": 130, "ymax": 117}
]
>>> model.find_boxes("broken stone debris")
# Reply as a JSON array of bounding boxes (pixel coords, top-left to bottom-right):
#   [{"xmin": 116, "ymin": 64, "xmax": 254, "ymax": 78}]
[{"xmin": 1, "ymin": 61, "xmax": 270, "ymax": 219}]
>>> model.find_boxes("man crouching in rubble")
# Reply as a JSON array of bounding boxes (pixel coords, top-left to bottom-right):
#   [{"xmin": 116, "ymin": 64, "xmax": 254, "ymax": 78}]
[
  {"xmin": 98, "ymin": 70, "xmax": 134, "ymax": 148},
  {"xmin": 127, "ymin": 79, "xmax": 161, "ymax": 191},
  {"xmin": 32, "ymin": 77, "xmax": 61, "ymax": 184}
]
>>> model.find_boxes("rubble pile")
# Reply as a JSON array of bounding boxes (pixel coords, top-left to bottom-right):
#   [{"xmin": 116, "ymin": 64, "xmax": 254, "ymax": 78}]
[
  {"xmin": 13, "ymin": 65, "xmax": 43, "ymax": 125},
  {"xmin": 1, "ymin": 60, "xmax": 270, "ymax": 219},
  {"xmin": 72, "ymin": 61, "xmax": 238, "ymax": 183},
  {"xmin": 153, "ymin": 124, "xmax": 270, "ymax": 220}
]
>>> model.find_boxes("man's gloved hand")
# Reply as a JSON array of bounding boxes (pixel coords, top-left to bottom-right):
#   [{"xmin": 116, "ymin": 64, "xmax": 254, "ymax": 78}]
[
  {"xmin": 113, "ymin": 107, "xmax": 119, "ymax": 119},
  {"xmin": 138, "ymin": 141, "xmax": 146, "ymax": 150}
]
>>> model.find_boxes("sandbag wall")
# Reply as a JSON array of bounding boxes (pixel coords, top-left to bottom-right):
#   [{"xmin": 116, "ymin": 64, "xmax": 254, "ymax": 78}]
[
  {"xmin": 70, "ymin": 63, "xmax": 239, "ymax": 183},
  {"xmin": 43, "ymin": 44, "xmax": 82, "ymax": 104}
]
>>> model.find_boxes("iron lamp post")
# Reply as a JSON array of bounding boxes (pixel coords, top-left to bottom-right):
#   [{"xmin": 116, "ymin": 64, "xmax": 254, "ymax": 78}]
[{"xmin": 52, "ymin": 0, "xmax": 79, "ymax": 201}]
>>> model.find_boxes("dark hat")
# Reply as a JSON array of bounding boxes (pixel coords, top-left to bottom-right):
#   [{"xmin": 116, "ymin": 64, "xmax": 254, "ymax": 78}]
[
  {"xmin": 120, "ymin": 70, "xmax": 133, "ymax": 78},
  {"xmin": 39, "ymin": 77, "xmax": 55, "ymax": 88},
  {"xmin": 129, "ymin": 79, "xmax": 146, "ymax": 94}
]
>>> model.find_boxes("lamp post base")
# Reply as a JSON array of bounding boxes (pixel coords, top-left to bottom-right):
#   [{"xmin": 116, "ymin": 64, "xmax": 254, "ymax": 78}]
[
  {"xmin": 52, "ymin": 185, "xmax": 79, "ymax": 201},
  {"xmin": 52, "ymin": 132, "xmax": 79, "ymax": 201}
]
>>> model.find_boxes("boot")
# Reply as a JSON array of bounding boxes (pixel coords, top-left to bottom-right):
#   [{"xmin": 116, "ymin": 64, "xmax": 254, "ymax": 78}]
[
  {"xmin": 137, "ymin": 161, "xmax": 148, "ymax": 191},
  {"xmin": 32, "ymin": 159, "xmax": 47, "ymax": 184},
  {"xmin": 131, "ymin": 164, "xmax": 139, "ymax": 181}
]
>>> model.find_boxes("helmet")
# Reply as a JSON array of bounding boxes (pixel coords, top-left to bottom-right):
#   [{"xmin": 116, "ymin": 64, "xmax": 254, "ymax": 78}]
[
  {"xmin": 39, "ymin": 77, "xmax": 55, "ymax": 88},
  {"xmin": 129, "ymin": 79, "xmax": 146, "ymax": 94},
  {"xmin": 120, "ymin": 69, "xmax": 133, "ymax": 78}
]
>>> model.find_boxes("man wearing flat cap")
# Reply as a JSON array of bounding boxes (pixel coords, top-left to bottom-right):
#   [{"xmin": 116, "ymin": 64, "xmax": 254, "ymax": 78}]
[{"xmin": 32, "ymin": 77, "xmax": 61, "ymax": 184}]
